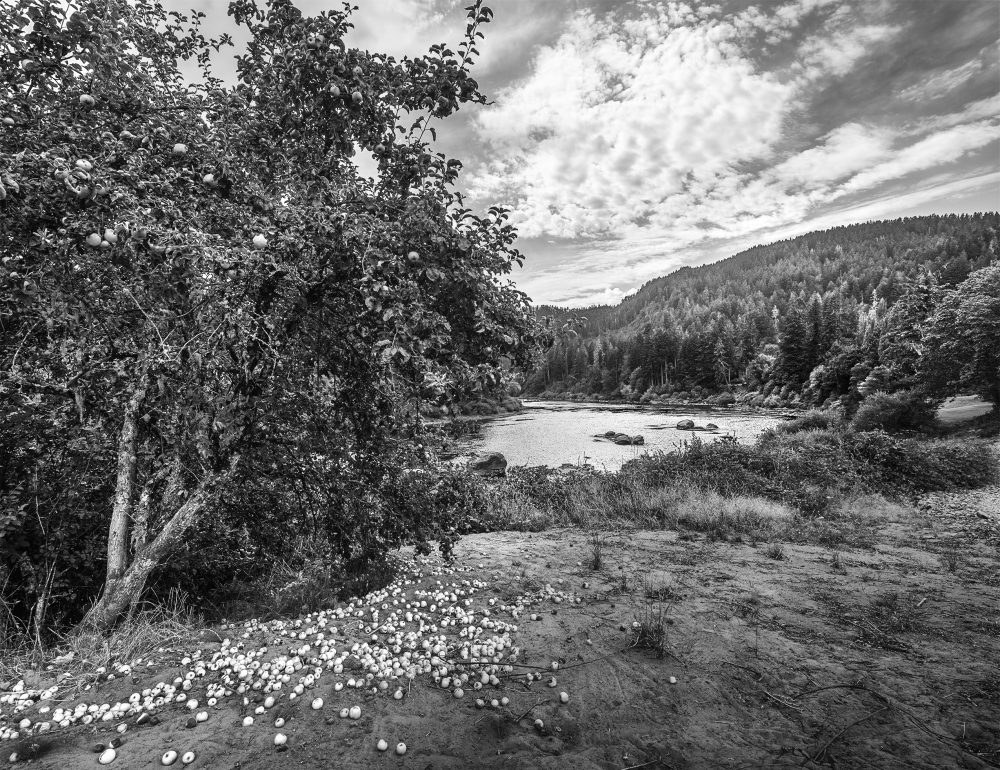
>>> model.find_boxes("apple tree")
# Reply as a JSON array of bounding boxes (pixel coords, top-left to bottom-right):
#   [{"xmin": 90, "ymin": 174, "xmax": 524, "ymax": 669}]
[{"xmin": 0, "ymin": 0, "xmax": 541, "ymax": 633}]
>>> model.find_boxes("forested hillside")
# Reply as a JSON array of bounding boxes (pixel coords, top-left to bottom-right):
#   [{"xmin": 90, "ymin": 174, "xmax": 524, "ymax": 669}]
[{"xmin": 524, "ymin": 213, "xmax": 1000, "ymax": 413}]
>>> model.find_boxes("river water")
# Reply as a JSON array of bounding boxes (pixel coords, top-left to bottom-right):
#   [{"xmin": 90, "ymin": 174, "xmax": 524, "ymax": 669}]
[{"xmin": 454, "ymin": 400, "xmax": 786, "ymax": 472}]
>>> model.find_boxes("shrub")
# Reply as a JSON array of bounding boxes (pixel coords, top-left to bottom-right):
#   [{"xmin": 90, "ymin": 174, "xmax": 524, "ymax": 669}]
[
  {"xmin": 847, "ymin": 431, "xmax": 997, "ymax": 493},
  {"xmin": 850, "ymin": 390, "xmax": 937, "ymax": 433},
  {"xmin": 770, "ymin": 408, "xmax": 842, "ymax": 435}
]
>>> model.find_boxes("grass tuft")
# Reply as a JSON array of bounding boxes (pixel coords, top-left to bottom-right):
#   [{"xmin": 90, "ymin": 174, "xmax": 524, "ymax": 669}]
[{"xmin": 631, "ymin": 599, "xmax": 669, "ymax": 659}]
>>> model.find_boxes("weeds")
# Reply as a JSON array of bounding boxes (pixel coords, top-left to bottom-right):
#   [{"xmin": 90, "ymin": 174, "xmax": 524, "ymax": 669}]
[
  {"xmin": 611, "ymin": 569, "xmax": 630, "ymax": 595},
  {"xmin": 588, "ymin": 532, "xmax": 604, "ymax": 571},
  {"xmin": 764, "ymin": 543, "xmax": 785, "ymax": 560},
  {"xmin": 631, "ymin": 599, "xmax": 669, "ymax": 659},
  {"xmin": 643, "ymin": 578, "xmax": 680, "ymax": 602},
  {"xmin": 1, "ymin": 588, "xmax": 203, "ymax": 696}
]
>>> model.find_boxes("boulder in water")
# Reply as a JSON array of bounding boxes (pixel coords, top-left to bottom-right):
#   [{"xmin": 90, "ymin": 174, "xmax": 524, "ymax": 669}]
[
  {"xmin": 705, "ymin": 423, "xmax": 719, "ymax": 431},
  {"xmin": 676, "ymin": 419, "xmax": 695, "ymax": 430},
  {"xmin": 469, "ymin": 452, "xmax": 507, "ymax": 477}
]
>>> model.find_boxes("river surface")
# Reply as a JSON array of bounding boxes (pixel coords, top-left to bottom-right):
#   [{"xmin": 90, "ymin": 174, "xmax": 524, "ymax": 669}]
[{"xmin": 455, "ymin": 400, "xmax": 787, "ymax": 472}]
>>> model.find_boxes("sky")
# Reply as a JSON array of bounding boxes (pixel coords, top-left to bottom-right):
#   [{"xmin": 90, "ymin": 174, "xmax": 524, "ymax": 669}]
[{"xmin": 175, "ymin": 0, "xmax": 1000, "ymax": 307}]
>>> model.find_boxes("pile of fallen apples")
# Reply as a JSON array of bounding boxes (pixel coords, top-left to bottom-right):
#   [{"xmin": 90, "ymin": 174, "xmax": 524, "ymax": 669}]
[{"xmin": 2, "ymin": 556, "xmax": 584, "ymax": 764}]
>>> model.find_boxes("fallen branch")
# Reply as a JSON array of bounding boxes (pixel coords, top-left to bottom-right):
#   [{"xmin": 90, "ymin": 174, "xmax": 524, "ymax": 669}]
[
  {"xmin": 805, "ymin": 706, "xmax": 888, "ymax": 765},
  {"xmin": 513, "ymin": 699, "xmax": 549, "ymax": 724}
]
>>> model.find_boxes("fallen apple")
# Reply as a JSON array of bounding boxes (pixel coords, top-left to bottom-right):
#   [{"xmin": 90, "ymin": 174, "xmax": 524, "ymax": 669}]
[{"xmin": 252, "ymin": 234, "xmax": 268, "ymax": 249}]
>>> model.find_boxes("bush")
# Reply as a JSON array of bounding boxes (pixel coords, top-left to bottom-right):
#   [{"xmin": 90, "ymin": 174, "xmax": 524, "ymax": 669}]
[
  {"xmin": 850, "ymin": 390, "xmax": 937, "ymax": 433},
  {"xmin": 846, "ymin": 431, "xmax": 996, "ymax": 493},
  {"xmin": 771, "ymin": 408, "xmax": 842, "ymax": 435}
]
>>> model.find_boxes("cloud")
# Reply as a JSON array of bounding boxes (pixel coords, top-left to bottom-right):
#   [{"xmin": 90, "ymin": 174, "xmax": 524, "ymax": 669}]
[
  {"xmin": 897, "ymin": 53, "xmax": 989, "ymax": 102},
  {"xmin": 793, "ymin": 21, "xmax": 898, "ymax": 78},
  {"xmin": 469, "ymin": 5, "xmax": 794, "ymax": 240},
  {"xmin": 463, "ymin": 0, "xmax": 999, "ymax": 305},
  {"xmin": 770, "ymin": 123, "xmax": 892, "ymax": 187},
  {"xmin": 840, "ymin": 120, "xmax": 998, "ymax": 195}
]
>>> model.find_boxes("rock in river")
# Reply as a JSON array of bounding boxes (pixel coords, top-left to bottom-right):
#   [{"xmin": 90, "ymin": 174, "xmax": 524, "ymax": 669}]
[
  {"xmin": 469, "ymin": 452, "xmax": 507, "ymax": 477},
  {"xmin": 676, "ymin": 419, "xmax": 695, "ymax": 430}
]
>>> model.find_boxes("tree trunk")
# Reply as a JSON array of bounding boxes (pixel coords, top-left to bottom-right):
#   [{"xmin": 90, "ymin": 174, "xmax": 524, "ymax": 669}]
[
  {"xmin": 80, "ymin": 457, "xmax": 237, "ymax": 633},
  {"xmin": 106, "ymin": 378, "xmax": 148, "ymax": 585}
]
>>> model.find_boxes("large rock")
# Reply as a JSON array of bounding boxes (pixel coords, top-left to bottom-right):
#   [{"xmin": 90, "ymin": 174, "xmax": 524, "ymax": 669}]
[
  {"xmin": 612, "ymin": 433, "xmax": 644, "ymax": 445},
  {"xmin": 705, "ymin": 423, "xmax": 719, "ymax": 431},
  {"xmin": 676, "ymin": 419, "xmax": 695, "ymax": 430},
  {"xmin": 469, "ymin": 452, "xmax": 507, "ymax": 477}
]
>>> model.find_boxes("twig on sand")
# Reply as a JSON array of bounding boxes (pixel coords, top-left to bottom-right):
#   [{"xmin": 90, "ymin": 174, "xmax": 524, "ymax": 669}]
[
  {"xmin": 804, "ymin": 706, "xmax": 889, "ymax": 765},
  {"xmin": 513, "ymin": 699, "xmax": 550, "ymax": 723},
  {"xmin": 793, "ymin": 682, "xmax": 997, "ymax": 766},
  {"xmin": 621, "ymin": 757, "xmax": 671, "ymax": 770},
  {"xmin": 722, "ymin": 660, "xmax": 763, "ymax": 681}
]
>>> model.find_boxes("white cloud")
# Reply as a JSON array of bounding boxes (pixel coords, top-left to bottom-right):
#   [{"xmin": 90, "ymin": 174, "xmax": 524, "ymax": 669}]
[
  {"xmin": 898, "ymin": 51, "xmax": 990, "ymax": 102},
  {"xmin": 461, "ymin": 0, "xmax": 999, "ymax": 305},
  {"xmin": 346, "ymin": 0, "xmax": 457, "ymax": 57},
  {"xmin": 907, "ymin": 94, "xmax": 1000, "ymax": 134},
  {"xmin": 842, "ymin": 120, "xmax": 998, "ymax": 194},
  {"xmin": 794, "ymin": 22, "xmax": 898, "ymax": 78},
  {"xmin": 469, "ymin": 6, "xmax": 793, "ymax": 239},
  {"xmin": 770, "ymin": 123, "xmax": 892, "ymax": 186}
]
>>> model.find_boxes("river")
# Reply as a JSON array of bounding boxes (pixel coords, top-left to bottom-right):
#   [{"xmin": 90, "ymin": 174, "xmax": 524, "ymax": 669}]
[{"xmin": 454, "ymin": 400, "xmax": 787, "ymax": 472}]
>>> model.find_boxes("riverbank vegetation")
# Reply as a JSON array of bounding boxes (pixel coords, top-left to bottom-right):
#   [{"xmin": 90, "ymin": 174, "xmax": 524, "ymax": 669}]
[
  {"xmin": 527, "ymin": 215, "xmax": 1000, "ymax": 415},
  {"xmin": 457, "ymin": 416, "xmax": 998, "ymax": 537}
]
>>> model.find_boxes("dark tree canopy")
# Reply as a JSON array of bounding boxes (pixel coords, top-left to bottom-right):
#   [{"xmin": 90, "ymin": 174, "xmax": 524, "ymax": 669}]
[
  {"xmin": 0, "ymin": 0, "xmax": 542, "ymax": 634},
  {"xmin": 525, "ymin": 213, "xmax": 999, "ymax": 409}
]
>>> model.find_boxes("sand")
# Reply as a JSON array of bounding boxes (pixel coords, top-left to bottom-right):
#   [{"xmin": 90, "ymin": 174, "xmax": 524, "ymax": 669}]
[{"xmin": 4, "ymin": 494, "xmax": 999, "ymax": 769}]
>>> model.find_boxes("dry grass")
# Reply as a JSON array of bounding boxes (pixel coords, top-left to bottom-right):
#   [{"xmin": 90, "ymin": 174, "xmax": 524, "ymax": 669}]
[
  {"xmin": 670, "ymin": 490, "xmax": 794, "ymax": 540},
  {"xmin": 491, "ymin": 478, "xmax": 795, "ymax": 540},
  {"xmin": 631, "ymin": 599, "xmax": 670, "ymax": 659},
  {"xmin": 0, "ymin": 588, "xmax": 203, "ymax": 694}
]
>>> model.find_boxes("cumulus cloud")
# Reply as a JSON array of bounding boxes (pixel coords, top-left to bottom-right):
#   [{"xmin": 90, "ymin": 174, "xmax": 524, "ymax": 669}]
[
  {"xmin": 463, "ymin": 0, "xmax": 999, "ymax": 305},
  {"xmin": 469, "ymin": 6, "xmax": 793, "ymax": 240}
]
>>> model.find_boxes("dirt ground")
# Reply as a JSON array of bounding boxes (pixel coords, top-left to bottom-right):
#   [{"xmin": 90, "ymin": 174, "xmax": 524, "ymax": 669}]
[{"xmin": 4, "ymin": 489, "xmax": 1000, "ymax": 770}]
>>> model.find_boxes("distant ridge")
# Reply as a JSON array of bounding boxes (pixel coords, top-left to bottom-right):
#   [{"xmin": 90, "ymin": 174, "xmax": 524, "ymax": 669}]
[{"xmin": 524, "ymin": 212, "xmax": 999, "ymax": 408}]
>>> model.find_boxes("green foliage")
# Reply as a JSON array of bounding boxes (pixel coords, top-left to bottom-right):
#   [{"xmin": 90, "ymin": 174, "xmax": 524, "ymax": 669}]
[
  {"xmin": 849, "ymin": 390, "xmax": 937, "ymax": 433},
  {"xmin": 617, "ymin": 428, "xmax": 995, "ymax": 514},
  {"xmin": 525, "ymin": 214, "xmax": 999, "ymax": 402},
  {"xmin": 0, "ymin": 0, "xmax": 542, "ymax": 635},
  {"xmin": 920, "ymin": 264, "xmax": 1000, "ymax": 409},
  {"xmin": 771, "ymin": 408, "xmax": 842, "ymax": 435},
  {"xmin": 846, "ymin": 430, "xmax": 996, "ymax": 493}
]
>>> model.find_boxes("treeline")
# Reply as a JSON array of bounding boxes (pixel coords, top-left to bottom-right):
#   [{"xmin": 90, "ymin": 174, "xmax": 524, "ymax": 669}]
[{"xmin": 525, "ymin": 213, "xmax": 1000, "ymax": 412}]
